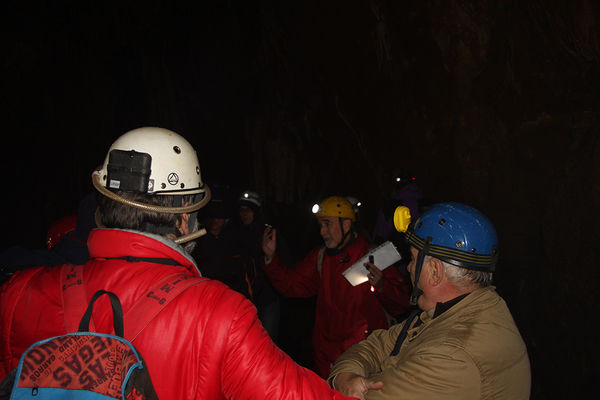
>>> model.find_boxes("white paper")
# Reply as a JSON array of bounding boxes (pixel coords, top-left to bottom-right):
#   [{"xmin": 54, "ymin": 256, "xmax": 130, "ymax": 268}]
[{"xmin": 342, "ymin": 241, "xmax": 402, "ymax": 286}]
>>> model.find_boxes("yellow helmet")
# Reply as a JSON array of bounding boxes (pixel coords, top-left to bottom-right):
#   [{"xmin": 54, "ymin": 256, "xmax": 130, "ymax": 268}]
[{"xmin": 312, "ymin": 196, "xmax": 356, "ymax": 221}]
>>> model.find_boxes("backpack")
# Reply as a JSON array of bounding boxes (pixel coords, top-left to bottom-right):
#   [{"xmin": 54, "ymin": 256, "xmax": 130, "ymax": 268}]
[{"xmin": 1, "ymin": 265, "xmax": 206, "ymax": 399}]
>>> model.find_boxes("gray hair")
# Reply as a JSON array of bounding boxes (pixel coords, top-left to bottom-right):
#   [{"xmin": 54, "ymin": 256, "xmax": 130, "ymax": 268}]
[
  {"xmin": 425, "ymin": 256, "xmax": 493, "ymax": 290},
  {"xmin": 98, "ymin": 190, "xmax": 198, "ymax": 255}
]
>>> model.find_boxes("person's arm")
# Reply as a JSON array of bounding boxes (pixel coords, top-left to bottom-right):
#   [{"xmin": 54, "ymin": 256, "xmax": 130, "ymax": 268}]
[
  {"xmin": 330, "ymin": 325, "xmax": 481, "ymax": 400},
  {"xmin": 220, "ymin": 291, "xmax": 356, "ymax": 400},
  {"xmin": 374, "ymin": 265, "xmax": 411, "ymax": 318},
  {"xmin": 328, "ymin": 326, "xmax": 400, "ymax": 384},
  {"xmin": 262, "ymin": 226, "xmax": 277, "ymax": 262},
  {"xmin": 364, "ymin": 346, "xmax": 480, "ymax": 400},
  {"xmin": 331, "ymin": 372, "xmax": 383, "ymax": 400},
  {"xmin": 364, "ymin": 262, "xmax": 411, "ymax": 319},
  {"xmin": 261, "ymin": 227, "xmax": 320, "ymax": 297}
]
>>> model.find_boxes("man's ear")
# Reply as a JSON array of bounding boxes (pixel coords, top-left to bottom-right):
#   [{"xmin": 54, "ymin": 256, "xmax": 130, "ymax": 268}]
[
  {"xmin": 342, "ymin": 218, "xmax": 352, "ymax": 234},
  {"xmin": 177, "ymin": 200, "xmax": 192, "ymax": 235},
  {"xmin": 428, "ymin": 258, "xmax": 445, "ymax": 287},
  {"xmin": 178, "ymin": 213, "xmax": 190, "ymax": 235}
]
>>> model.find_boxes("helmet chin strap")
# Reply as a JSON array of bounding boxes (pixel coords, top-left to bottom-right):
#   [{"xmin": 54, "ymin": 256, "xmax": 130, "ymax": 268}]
[
  {"xmin": 173, "ymin": 209, "xmax": 207, "ymax": 244},
  {"xmin": 410, "ymin": 237, "xmax": 432, "ymax": 306},
  {"xmin": 326, "ymin": 218, "xmax": 353, "ymax": 256},
  {"xmin": 173, "ymin": 227, "xmax": 207, "ymax": 244}
]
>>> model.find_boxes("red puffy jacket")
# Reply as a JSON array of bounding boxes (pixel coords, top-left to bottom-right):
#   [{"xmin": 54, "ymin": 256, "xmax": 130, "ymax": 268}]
[
  {"xmin": 0, "ymin": 229, "xmax": 356, "ymax": 400},
  {"xmin": 262, "ymin": 234, "xmax": 408, "ymax": 378}
]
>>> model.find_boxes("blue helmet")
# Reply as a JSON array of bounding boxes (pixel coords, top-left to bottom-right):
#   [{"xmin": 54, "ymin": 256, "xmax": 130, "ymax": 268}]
[{"xmin": 405, "ymin": 203, "xmax": 498, "ymax": 271}]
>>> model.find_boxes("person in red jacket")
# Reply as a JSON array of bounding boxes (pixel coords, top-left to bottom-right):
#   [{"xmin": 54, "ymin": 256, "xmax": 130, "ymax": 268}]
[
  {"xmin": 0, "ymin": 127, "xmax": 356, "ymax": 400},
  {"xmin": 261, "ymin": 196, "xmax": 410, "ymax": 378}
]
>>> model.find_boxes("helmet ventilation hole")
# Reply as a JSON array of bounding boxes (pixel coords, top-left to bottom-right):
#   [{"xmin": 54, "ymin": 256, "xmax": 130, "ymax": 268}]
[
  {"xmin": 455, "ymin": 241, "xmax": 463, "ymax": 248},
  {"xmin": 173, "ymin": 146, "xmax": 181, "ymax": 154},
  {"xmin": 439, "ymin": 219, "xmax": 446, "ymax": 225}
]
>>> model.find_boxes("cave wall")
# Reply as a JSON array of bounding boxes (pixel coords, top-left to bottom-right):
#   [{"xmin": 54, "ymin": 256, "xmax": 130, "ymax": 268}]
[{"xmin": 247, "ymin": 1, "xmax": 600, "ymax": 397}]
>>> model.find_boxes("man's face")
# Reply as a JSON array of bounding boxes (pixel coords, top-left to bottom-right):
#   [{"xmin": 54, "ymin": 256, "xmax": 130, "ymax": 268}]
[
  {"xmin": 407, "ymin": 246, "xmax": 419, "ymax": 286},
  {"xmin": 205, "ymin": 217, "xmax": 227, "ymax": 236},
  {"xmin": 239, "ymin": 205, "xmax": 254, "ymax": 225},
  {"xmin": 318, "ymin": 216, "xmax": 344, "ymax": 248}
]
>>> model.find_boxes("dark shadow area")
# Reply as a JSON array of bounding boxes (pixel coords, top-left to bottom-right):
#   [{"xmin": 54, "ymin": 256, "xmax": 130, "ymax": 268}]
[{"xmin": 2, "ymin": 1, "xmax": 598, "ymax": 398}]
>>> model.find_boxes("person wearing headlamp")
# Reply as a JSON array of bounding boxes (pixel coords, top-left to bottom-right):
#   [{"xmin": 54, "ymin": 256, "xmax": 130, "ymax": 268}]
[
  {"xmin": 328, "ymin": 202, "xmax": 531, "ymax": 400},
  {"xmin": 0, "ymin": 127, "xmax": 359, "ymax": 400},
  {"xmin": 262, "ymin": 196, "xmax": 410, "ymax": 378}
]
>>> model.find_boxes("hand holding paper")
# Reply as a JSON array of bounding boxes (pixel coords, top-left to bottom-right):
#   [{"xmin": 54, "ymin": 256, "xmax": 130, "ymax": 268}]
[
  {"xmin": 366, "ymin": 261, "xmax": 384, "ymax": 292},
  {"xmin": 343, "ymin": 241, "xmax": 402, "ymax": 286}
]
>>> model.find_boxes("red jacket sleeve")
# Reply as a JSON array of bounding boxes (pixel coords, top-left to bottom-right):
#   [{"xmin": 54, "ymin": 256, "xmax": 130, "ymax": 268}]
[
  {"xmin": 220, "ymin": 288, "xmax": 356, "ymax": 400},
  {"xmin": 376, "ymin": 265, "xmax": 411, "ymax": 318},
  {"xmin": 261, "ymin": 248, "xmax": 321, "ymax": 298}
]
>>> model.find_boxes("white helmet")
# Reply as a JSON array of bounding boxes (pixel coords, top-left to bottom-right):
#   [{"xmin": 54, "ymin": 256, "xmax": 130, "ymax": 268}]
[
  {"xmin": 96, "ymin": 127, "xmax": 206, "ymax": 195},
  {"xmin": 91, "ymin": 127, "xmax": 211, "ymax": 243}
]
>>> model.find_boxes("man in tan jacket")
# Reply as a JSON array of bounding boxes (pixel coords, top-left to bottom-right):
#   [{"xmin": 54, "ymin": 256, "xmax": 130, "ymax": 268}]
[{"xmin": 328, "ymin": 202, "xmax": 531, "ymax": 400}]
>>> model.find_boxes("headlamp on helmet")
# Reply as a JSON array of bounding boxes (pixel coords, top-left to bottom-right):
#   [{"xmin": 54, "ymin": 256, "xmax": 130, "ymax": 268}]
[
  {"xmin": 96, "ymin": 127, "xmax": 206, "ymax": 196},
  {"xmin": 239, "ymin": 190, "xmax": 262, "ymax": 209},
  {"xmin": 91, "ymin": 127, "xmax": 212, "ymax": 244},
  {"xmin": 345, "ymin": 196, "xmax": 362, "ymax": 215},
  {"xmin": 393, "ymin": 205, "xmax": 412, "ymax": 233},
  {"xmin": 313, "ymin": 196, "xmax": 356, "ymax": 221},
  {"xmin": 394, "ymin": 202, "xmax": 497, "ymax": 306}
]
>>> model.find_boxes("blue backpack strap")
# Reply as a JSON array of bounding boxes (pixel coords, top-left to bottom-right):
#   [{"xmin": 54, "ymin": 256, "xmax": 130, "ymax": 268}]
[
  {"xmin": 123, "ymin": 273, "xmax": 207, "ymax": 342},
  {"xmin": 390, "ymin": 309, "xmax": 421, "ymax": 356}
]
